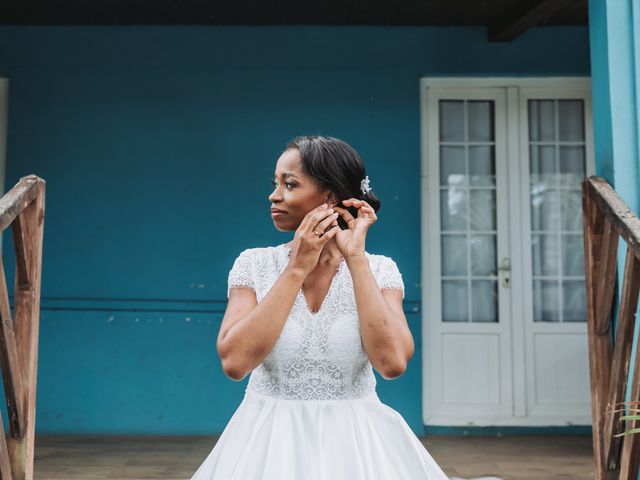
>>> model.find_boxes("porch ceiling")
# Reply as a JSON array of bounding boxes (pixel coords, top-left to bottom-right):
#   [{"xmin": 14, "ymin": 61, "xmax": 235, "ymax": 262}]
[{"xmin": 0, "ymin": 0, "xmax": 587, "ymax": 41}]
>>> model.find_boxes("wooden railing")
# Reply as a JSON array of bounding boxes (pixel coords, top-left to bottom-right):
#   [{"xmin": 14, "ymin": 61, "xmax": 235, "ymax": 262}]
[
  {"xmin": 0, "ymin": 175, "xmax": 45, "ymax": 480},
  {"xmin": 582, "ymin": 175, "xmax": 640, "ymax": 480}
]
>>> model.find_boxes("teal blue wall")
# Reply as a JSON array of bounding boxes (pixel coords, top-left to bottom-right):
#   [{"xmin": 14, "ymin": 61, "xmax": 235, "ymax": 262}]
[
  {"xmin": 589, "ymin": 2, "xmax": 640, "ymax": 477},
  {"xmin": 0, "ymin": 25, "xmax": 590, "ymax": 434}
]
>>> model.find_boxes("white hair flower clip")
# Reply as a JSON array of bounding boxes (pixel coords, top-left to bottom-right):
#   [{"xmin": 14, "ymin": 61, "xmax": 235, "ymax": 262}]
[{"xmin": 360, "ymin": 175, "xmax": 372, "ymax": 195}]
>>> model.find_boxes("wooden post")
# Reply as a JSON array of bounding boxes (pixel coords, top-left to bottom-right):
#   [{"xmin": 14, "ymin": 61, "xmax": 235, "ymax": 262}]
[
  {"xmin": 582, "ymin": 175, "xmax": 640, "ymax": 479},
  {"xmin": 0, "ymin": 175, "xmax": 45, "ymax": 480}
]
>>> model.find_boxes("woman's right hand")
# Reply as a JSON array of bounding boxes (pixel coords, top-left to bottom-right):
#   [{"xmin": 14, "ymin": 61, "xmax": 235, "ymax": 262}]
[{"xmin": 287, "ymin": 203, "xmax": 340, "ymax": 274}]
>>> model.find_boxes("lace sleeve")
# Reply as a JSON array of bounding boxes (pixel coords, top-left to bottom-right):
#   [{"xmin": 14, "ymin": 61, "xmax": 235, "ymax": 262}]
[
  {"xmin": 227, "ymin": 249, "xmax": 256, "ymax": 298},
  {"xmin": 378, "ymin": 256, "xmax": 405, "ymax": 299}
]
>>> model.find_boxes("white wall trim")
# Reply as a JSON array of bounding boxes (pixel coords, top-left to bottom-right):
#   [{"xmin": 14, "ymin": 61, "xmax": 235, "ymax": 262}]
[{"xmin": 0, "ymin": 78, "xmax": 7, "ymax": 197}]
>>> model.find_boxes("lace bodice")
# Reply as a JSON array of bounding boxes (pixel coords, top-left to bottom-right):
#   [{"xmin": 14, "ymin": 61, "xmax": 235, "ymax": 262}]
[{"xmin": 226, "ymin": 243, "xmax": 405, "ymax": 401}]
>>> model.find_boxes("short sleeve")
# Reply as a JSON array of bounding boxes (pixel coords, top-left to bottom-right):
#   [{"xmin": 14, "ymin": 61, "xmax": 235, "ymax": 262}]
[
  {"xmin": 227, "ymin": 249, "xmax": 256, "ymax": 298},
  {"xmin": 378, "ymin": 256, "xmax": 405, "ymax": 299}
]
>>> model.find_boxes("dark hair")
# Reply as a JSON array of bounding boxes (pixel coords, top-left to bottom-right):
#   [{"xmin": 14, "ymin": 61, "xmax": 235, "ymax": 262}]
[{"xmin": 284, "ymin": 136, "xmax": 381, "ymax": 223}]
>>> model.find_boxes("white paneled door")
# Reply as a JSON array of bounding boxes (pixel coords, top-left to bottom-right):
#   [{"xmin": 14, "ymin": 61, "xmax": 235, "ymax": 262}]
[{"xmin": 420, "ymin": 79, "xmax": 594, "ymax": 427}]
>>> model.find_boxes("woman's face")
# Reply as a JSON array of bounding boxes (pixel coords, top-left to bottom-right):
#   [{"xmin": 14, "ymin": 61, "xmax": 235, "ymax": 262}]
[{"xmin": 268, "ymin": 148, "xmax": 335, "ymax": 232}]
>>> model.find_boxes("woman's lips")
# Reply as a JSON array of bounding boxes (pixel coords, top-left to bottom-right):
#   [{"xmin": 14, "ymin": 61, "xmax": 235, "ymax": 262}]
[{"xmin": 271, "ymin": 211, "xmax": 286, "ymax": 217}]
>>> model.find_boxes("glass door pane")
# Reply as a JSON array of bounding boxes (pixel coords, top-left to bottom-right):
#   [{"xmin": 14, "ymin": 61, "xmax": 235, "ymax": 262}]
[
  {"xmin": 439, "ymin": 100, "xmax": 498, "ymax": 323},
  {"xmin": 529, "ymin": 99, "xmax": 587, "ymax": 322}
]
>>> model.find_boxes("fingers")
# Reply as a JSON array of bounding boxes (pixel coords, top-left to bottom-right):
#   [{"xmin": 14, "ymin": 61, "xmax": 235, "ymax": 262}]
[
  {"xmin": 308, "ymin": 206, "xmax": 335, "ymax": 231},
  {"xmin": 341, "ymin": 198, "xmax": 376, "ymax": 222},
  {"xmin": 360, "ymin": 204, "xmax": 376, "ymax": 221},
  {"xmin": 315, "ymin": 209, "xmax": 339, "ymax": 233},
  {"xmin": 342, "ymin": 198, "xmax": 366, "ymax": 207},
  {"xmin": 319, "ymin": 222, "xmax": 340, "ymax": 244},
  {"xmin": 299, "ymin": 205, "xmax": 337, "ymax": 246},
  {"xmin": 333, "ymin": 205, "xmax": 356, "ymax": 225},
  {"xmin": 342, "ymin": 198, "xmax": 368, "ymax": 215},
  {"xmin": 300, "ymin": 203, "xmax": 332, "ymax": 232}
]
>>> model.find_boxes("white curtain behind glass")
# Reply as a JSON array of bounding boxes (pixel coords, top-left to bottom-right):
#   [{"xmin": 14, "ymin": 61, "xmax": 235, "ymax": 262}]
[
  {"xmin": 439, "ymin": 100, "xmax": 497, "ymax": 323},
  {"xmin": 529, "ymin": 99, "xmax": 586, "ymax": 322}
]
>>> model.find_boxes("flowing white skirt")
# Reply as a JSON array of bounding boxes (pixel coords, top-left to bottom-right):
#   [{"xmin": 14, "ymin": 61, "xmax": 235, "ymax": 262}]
[{"xmin": 190, "ymin": 388, "xmax": 451, "ymax": 480}]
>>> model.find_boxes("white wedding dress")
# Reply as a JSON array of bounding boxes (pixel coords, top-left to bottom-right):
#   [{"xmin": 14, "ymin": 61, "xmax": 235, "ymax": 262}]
[{"xmin": 190, "ymin": 243, "xmax": 451, "ymax": 479}]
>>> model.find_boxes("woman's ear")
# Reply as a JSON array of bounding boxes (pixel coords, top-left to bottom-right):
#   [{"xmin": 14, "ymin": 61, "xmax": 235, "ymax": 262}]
[{"xmin": 326, "ymin": 192, "xmax": 342, "ymax": 207}]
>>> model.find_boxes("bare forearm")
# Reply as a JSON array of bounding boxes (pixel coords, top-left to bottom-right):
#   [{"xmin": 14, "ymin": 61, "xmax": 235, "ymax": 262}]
[
  {"xmin": 347, "ymin": 256, "xmax": 407, "ymax": 376},
  {"xmin": 219, "ymin": 266, "xmax": 305, "ymax": 378}
]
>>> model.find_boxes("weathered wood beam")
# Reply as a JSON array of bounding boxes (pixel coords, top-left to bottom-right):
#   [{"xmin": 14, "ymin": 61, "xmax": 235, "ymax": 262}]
[
  {"xmin": 594, "ymin": 217, "xmax": 618, "ymax": 335},
  {"xmin": 602, "ymin": 248, "xmax": 639, "ymax": 469},
  {"xmin": 0, "ymin": 412, "xmax": 13, "ymax": 480},
  {"xmin": 587, "ymin": 176, "xmax": 640, "ymax": 262},
  {"xmin": 582, "ymin": 179, "xmax": 614, "ymax": 480},
  {"xmin": 6, "ymin": 180, "xmax": 45, "ymax": 480},
  {"xmin": 618, "ymin": 340, "xmax": 640, "ymax": 479},
  {"xmin": 0, "ymin": 257, "xmax": 26, "ymax": 438},
  {"xmin": 0, "ymin": 175, "xmax": 39, "ymax": 234},
  {"xmin": 488, "ymin": 0, "xmax": 583, "ymax": 42},
  {"xmin": 583, "ymin": 175, "xmax": 640, "ymax": 480}
]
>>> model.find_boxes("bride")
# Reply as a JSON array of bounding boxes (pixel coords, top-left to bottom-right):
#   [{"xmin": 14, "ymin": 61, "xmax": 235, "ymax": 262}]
[{"xmin": 190, "ymin": 135, "xmax": 501, "ymax": 480}]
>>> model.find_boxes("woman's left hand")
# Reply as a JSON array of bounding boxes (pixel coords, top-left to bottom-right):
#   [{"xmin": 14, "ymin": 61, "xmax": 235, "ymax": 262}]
[{"xmin": 332, "ymin": 198, "xmax": 377, "ymax": 258}]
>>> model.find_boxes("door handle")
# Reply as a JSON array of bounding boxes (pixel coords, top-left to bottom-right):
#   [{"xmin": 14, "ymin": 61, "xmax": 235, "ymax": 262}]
[
  {"xmin": 498, "ymin": 257, "xmax": 511, "ymax": 271},
  {"xmin": 498, "ymin": 256, "xmax": 511, "ymax": 288}
]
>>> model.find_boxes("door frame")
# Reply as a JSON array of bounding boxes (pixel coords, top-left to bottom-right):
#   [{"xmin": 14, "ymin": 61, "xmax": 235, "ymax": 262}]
[
  {"xmin": 0, "ymin": 78, "xmax": 7, "ymax": 254},
  {"xmin": 0, "ymin": 78, "xmax": 7, "ymax": 195},
  {"xmin": 419, "ymin": 77, "xmax": 594, "ymax": 427}
]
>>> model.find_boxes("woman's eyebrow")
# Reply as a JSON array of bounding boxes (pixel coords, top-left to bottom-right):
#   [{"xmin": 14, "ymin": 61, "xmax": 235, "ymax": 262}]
[{"xmin": 274, "ymin": 172, "xmax": 299, "ymax": 179}]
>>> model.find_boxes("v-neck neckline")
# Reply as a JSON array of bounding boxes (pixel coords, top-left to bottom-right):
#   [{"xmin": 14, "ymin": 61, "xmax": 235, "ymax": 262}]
[{"xmin": 281, "ymin": 243, "xmax": 346, "ymax": 317}]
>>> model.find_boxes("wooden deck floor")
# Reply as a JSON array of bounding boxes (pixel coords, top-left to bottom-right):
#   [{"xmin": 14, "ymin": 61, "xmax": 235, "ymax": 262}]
[{"xmin": 33, "ymin": 435, "xmax": 594, "ymax": 480}]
